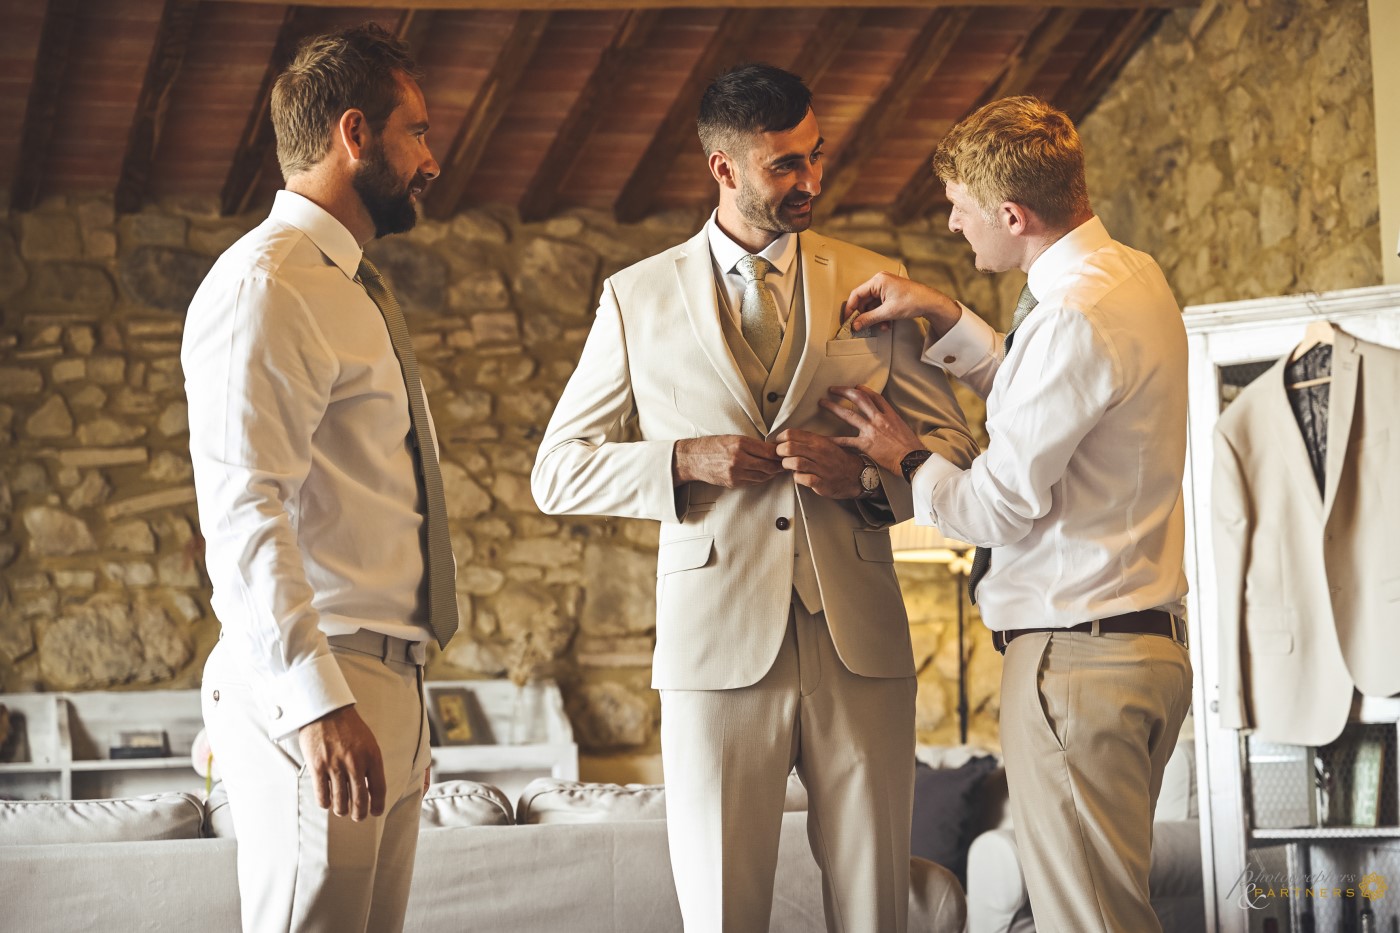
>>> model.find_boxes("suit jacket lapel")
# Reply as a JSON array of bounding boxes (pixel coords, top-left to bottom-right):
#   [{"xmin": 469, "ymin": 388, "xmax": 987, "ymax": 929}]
[
  {"xmin": 1322, "ymin": 330, "xmax": 1359, "ymax": 519},
  {"xmin": 771, "ymin": 232, "xmax": 836, "ymax": 432},
  {"xmin": 673, "ymin": 230, "xmax": 765, "ymax": 434}
]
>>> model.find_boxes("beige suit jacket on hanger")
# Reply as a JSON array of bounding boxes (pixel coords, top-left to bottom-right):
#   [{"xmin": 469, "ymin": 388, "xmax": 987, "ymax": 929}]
[
  {"xmin": 1214, "ymin": 328, "xmax": 1400, "ymax": 746},
  {"xmin": 532, "ymin": 227, "xmax": 976, "ymax": 691}
]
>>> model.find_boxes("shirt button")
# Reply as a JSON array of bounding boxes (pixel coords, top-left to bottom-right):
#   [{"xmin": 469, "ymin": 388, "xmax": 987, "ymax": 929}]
[
  {"xmin": 271, "ymin": 706, "xmax": 283, "ymax": 720},
  {"xmin": 775, "ymin": 517, "xmax": 791, "ymax": 531},
  {"xmin": 767, "ymin": 392, "xmax": 780, "ymax": 403},
  {"xmin": 943, "ymin": 355, "xmax": 957, "ymax": 365}
]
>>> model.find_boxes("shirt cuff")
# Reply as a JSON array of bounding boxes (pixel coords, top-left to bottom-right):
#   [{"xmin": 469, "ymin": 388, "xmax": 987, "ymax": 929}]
[
  {"xmin": 910, "ymin": 453, "xmax": 962, "ymax": 528},
  {"xmin": 267, "ymin": 651, "xmax": 356, "ymax": 741},
  {"xmin": 921, "ymin": 303, "xmax": 999, "ymax": 378}
]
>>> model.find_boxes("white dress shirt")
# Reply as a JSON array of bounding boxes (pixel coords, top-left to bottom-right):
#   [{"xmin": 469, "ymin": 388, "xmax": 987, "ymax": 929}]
[
  {"xmin": 912, "ymin": 217, "xmax": 1189, "ymax": 630},
  {"xmin": 706, "ymin": 211, "xmax": 799, "ymax": 331},
  {"xmin": 184, "ymin": 190, "xmax": 434, "ymax": 738}
]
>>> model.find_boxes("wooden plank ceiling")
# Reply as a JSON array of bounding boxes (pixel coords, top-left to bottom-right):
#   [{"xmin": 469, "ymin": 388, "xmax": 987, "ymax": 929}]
[{"xmin": 0, "ymin": 0, "xmax": 1189, "ymax": 224}]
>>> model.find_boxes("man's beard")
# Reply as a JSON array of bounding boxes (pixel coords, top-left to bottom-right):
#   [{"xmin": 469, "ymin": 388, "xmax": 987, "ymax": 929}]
[
  {"xmin": 736, "ymin": 174, "xmax": 813, "ymax": 236},
  {"xmin": 352, "ymin": 145, "xmax": 420, "ymax": 239}
]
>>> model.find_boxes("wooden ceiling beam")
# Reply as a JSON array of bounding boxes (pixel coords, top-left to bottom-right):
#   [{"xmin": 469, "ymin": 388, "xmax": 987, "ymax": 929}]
[
  {"xmin": 424, "ymin": 10, "xmax": 551, "ymax": 220},
  {"xmin": 890, "ymin": 8, "xmax": 1091, "ymax": 225},
  {"xmin": 1058, "ymin": 8, "xmax": 1163, "ymax": 121},
  {"xmin": 394, "ymin": 8, "xmax": 437, "ymax": 58},
  {"xmin": 10, "ymin": 0, "xmax": 79, "ymax": 212},
  {"xmin": 218, "ymin": 5, "xmax": 304, "ymax": 217},
  {"xmin": 787, "ymin": 8, "xmax": 865, "ymax": 88},
  {"xmin": 517, "ymin": 10, "xmax": 660, "ymax": 223},
  {"xmin": 115, "ymin": 0, "xmax": 200, "ymax": 214},
  {"xmin": 201, "ymin": 0, "xmax": 1194, "ymax": 11},
  {"xmin": 815, "ymin": 9, "xmax": 972, "ymax": 221},
  {"xmin": 612, "ymin": 9, "xmax": 762, "ymax": 224}
]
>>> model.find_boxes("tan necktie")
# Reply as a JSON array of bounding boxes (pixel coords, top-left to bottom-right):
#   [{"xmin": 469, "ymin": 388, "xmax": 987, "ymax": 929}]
[
  {"xmin": 736, "ymin": 254, "xmax": 782, "ymax": 370},
  {"xmin": 969, "ymin": 283, "xmax": 1038, "ymax": 605},
  {"xmin": 359, "ymin": 257, "xmax": 458, "ymax": 648}
]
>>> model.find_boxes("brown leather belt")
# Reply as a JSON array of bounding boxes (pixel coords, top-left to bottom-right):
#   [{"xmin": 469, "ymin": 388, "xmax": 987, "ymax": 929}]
[{"xmin": 992, "ymin": 609, "xmax": 1186, "ymax": 655}]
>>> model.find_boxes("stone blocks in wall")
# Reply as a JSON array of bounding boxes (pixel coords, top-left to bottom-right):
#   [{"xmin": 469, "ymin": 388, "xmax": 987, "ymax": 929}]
[{"xmin": 1, "ymin": 198, "xmax": 1004, "ymax": 752}]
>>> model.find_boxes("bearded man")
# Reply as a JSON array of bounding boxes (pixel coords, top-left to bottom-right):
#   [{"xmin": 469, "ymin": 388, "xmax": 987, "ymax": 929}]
[
  {"xmin": 183, "ymin": 23, "xmax": 455, "ymax": 933},
  {"xmin": 532, "ymin": 63, "xmax": 975, "ymax": 933}
]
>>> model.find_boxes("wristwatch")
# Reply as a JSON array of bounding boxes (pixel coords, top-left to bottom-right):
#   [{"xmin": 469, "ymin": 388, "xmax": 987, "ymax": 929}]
[
  {"xmin": 858, "ymin": 455, "xmax": 882, "ymax": 497},
  {"xmin": 900, "ymin": 449, "xmax": 933, "ymax": 484}
]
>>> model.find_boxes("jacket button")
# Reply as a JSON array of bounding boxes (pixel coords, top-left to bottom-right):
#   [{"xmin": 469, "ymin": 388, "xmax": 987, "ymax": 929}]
[
  {"xmin": 212, "ymin": 689, "xmax": 220, "ymax": 702},
  {"xmin": 767, "ymin": 391, "xmax": 780, "ymax": 403},
  {"xmin": 775, "ymin": 517, "xmax": 791, "ymax": 531},
  {"xmin": 271, "ymin": 706, "xmax": 283, "ymax": 720}
]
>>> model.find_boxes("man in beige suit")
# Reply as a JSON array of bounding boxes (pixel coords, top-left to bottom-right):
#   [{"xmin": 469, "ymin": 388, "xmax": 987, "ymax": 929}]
[
  {"xmin": 1215, "ymin": 326, "xmax": 1400, "ymax": 747},
  {"xmin": 532, "ymin": 65, "xmax": 975, "ymax": 933}
]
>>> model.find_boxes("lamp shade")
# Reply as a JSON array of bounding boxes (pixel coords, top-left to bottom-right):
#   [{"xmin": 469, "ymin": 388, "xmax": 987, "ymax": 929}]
[{"xmin": 888, "ymin": 520, "xmax": 972, "ymax": 565}]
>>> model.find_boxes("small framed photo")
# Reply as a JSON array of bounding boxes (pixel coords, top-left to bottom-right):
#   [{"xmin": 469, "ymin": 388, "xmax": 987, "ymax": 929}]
[
  {"xmin": 426, "ymin": 687, "xmax": 493, "ymax": 746},
  {"xmin": 110, "ymin": 729, "xmax": 170, "ymax": 759}
]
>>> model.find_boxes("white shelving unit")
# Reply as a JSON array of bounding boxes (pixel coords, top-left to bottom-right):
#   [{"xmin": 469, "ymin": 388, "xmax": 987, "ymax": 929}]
[
  {"xmin": 1182, "ymin": 284, "xmax": 1400, "ymax": 933},
  {"xmin": 0, "ymin": 679, "xmax": 577, "ymax": 805}
]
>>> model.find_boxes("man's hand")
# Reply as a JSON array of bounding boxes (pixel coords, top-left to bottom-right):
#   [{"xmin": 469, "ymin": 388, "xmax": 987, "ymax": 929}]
[
  {"xmin": 774, "ymin": 429, "xmax": 865, "ymax": 499},
  {"xmin": 844, "ymin": 272, "xmax": 962, "ymax": 338},
  {"xmin": 673, "ymin": 435, "xmax": 785, "ymax": 488},
  {"xmin": 820, "ymin": 385, "xmax": 925, "ymax": 475},
  {"xmin": 297, "ymin": 705, "xmax": 386, "ymax": 822}
]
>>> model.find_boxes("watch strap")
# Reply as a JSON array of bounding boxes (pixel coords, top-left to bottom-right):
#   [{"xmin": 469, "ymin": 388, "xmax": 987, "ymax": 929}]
[{"xmin": 900, "ymin": 449, "xmax": 933, "ymax": 484}]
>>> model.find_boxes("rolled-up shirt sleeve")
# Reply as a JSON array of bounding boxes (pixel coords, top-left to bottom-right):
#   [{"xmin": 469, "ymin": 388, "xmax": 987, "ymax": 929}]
[{"xmin": 910, "ymin": 305, "xmax": 1117, "ymax": 547}]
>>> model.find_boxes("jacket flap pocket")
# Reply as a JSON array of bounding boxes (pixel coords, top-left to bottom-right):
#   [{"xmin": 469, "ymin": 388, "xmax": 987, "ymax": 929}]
[
  {"xmin": 657, "ymin": 536, "xmax": 715, "ymax": 575},
  {"xmin": 853, "ymin": 530, "xmax": 894, "ymax": 563},
  {"xmin": 825, "ymin": 338, "xmax": 879, "ymax": 358},
  {"xmin": 1247, "ymin": 632, "xmax": 1294, "ymax": 655},
  {"xmin": 1384, "ymin": 576, "xmax": 1400, "ymax": 604}
]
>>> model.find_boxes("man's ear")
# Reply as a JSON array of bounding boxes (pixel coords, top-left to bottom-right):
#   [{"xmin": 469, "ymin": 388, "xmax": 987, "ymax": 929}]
[
  {"xmin": 336, "ymin": 108, "xmax": 370, "ymax": 163},
  {"xmin": 709, "ymin": 149, "xmax": 739, "ymax": 189},
  {"xmin": 1000, "ymin": 201, "xmax": 1031, "ymax": 238}
]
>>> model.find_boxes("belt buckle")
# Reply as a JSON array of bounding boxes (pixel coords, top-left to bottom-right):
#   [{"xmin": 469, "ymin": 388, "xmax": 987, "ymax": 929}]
[
  {"xmin": 992, "ymin": 630, "xmax": 1009, "ymax": 654},
  {"xmin": 1173, "ymin": 615, "xmax": 1189, "ymax": 649}
]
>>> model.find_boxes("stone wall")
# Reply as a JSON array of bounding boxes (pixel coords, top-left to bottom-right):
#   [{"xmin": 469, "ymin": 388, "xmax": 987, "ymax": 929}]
[
  {"xmin": 0, "ymin": 196, "xmax": 1010, "ymax": 777},
  {"xmin": 1080, "ymin": 0, "xmax": 1381, "ymax": 305}
]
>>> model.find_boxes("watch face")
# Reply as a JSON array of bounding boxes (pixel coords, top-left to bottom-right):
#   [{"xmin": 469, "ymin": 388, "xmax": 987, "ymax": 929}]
[{"xmin": 861, "ymin": 465, "xmax": 880, "ymax": 491}]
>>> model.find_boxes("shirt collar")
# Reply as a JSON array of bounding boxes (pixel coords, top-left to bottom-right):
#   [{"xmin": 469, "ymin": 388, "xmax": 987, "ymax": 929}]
[
  {"xmin": 1026, "ymin": 215, "xmax": 1111, "ymax": 301},
  {"xmin": 705, "ymin": 210, "xmax": 798, "ymax": 278},
  {"xmin": 269, "ymin": 189, "xmax": 364, "ymax": 281}
]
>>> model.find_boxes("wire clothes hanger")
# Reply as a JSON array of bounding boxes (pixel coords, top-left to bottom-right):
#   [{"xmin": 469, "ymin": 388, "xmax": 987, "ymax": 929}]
[{"xmin": 1286, "ymin": 319, "xmax": 1335, "ymax": 391}]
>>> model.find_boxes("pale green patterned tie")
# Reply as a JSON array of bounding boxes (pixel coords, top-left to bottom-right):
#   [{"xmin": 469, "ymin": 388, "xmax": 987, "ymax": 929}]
[
  {"xmin": 736, "ymin": 254, "xmax": 782, "ymax": 370},
  {"xmin": 359, "ymin": 257, "xmax": 458, "ymax": 648}
]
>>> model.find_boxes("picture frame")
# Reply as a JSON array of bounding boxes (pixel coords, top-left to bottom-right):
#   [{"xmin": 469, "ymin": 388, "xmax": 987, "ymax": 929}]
[{"xmin": 426, "ymin": 686, "xmax": 493, "ymax": 747}]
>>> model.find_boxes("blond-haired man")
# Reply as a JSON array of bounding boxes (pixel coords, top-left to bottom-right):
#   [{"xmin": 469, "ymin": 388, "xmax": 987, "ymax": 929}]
[{"xmin": 823, "ymin": 96, "xmax": 1191, "ymax": 933}]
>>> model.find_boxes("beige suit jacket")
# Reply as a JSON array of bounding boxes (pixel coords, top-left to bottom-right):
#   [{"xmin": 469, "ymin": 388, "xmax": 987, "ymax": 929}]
[
  {"xmin": 532, "ymin": 228, "xmax": 977, "ymax": 691},
  {"xmin": 1214, "ymin": 329, "xmax": 1400, "ymax": 746}
]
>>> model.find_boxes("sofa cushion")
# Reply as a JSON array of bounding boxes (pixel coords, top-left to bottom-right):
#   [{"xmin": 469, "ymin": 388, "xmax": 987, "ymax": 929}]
[
  {"xmin": 0, "ymin": 792, "xmax": 204, "ymax": 846},
  {"xmin": 421, "ymin": 780, "xmax": 513, "ymax": 828},
  {"xmin": 912, "ymin": 754, "xmax": 1001, "ymax": 885},
  {"xmin": 517, "ymin": 773, "xmax": 809, "ymax": 825}
]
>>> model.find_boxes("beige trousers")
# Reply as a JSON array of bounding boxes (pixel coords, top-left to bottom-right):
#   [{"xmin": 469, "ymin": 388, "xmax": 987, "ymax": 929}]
[
  {"xmin": 202, "ymin": 637, "xmax": 431, "ymax": 933},
  {"xmin": 661, "ymin": 602, "xmax": 917, "ymax": 933},
  {"xmin": 999, "ymin": 630, "xmax": 1192, "ymax": 933}
]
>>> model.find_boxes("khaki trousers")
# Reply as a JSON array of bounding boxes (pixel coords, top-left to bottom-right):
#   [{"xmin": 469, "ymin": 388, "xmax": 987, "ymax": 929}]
[
  {"xmin": 661, "ymin": 602, "xmax": 917, "ymax": 933},
  {"xmin": 999, "ymin": 630, "xmax": 1192, "ymax": 933},
  {"xmin": 202, "ymin": 637, "xmax": 431, "ymax": 933}
]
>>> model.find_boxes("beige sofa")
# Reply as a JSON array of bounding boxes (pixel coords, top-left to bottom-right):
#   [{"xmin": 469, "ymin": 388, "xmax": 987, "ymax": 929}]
[{"xmin": 0, "ymin": 778, "xmax": 966, "ymax": 932}]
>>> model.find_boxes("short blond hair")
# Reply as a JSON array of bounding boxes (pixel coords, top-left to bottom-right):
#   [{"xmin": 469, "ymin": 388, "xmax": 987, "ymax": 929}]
[{"xmin": 932, "ymin": 96, "xmax": 1089, "ymax": 227}]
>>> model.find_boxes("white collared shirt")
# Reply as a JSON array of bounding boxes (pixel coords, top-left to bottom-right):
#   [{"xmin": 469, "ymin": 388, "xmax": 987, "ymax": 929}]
[
  {"xmin": 184, "ymin": 190, "xmax": 434, "ymax": 738},
  {"xmin": 705, "ymin": 211, "xmax": 799, "ymax": 330},
  {"xmin": 912, "ymin": 216, "xmax": 1189, "ymax": 630}
]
